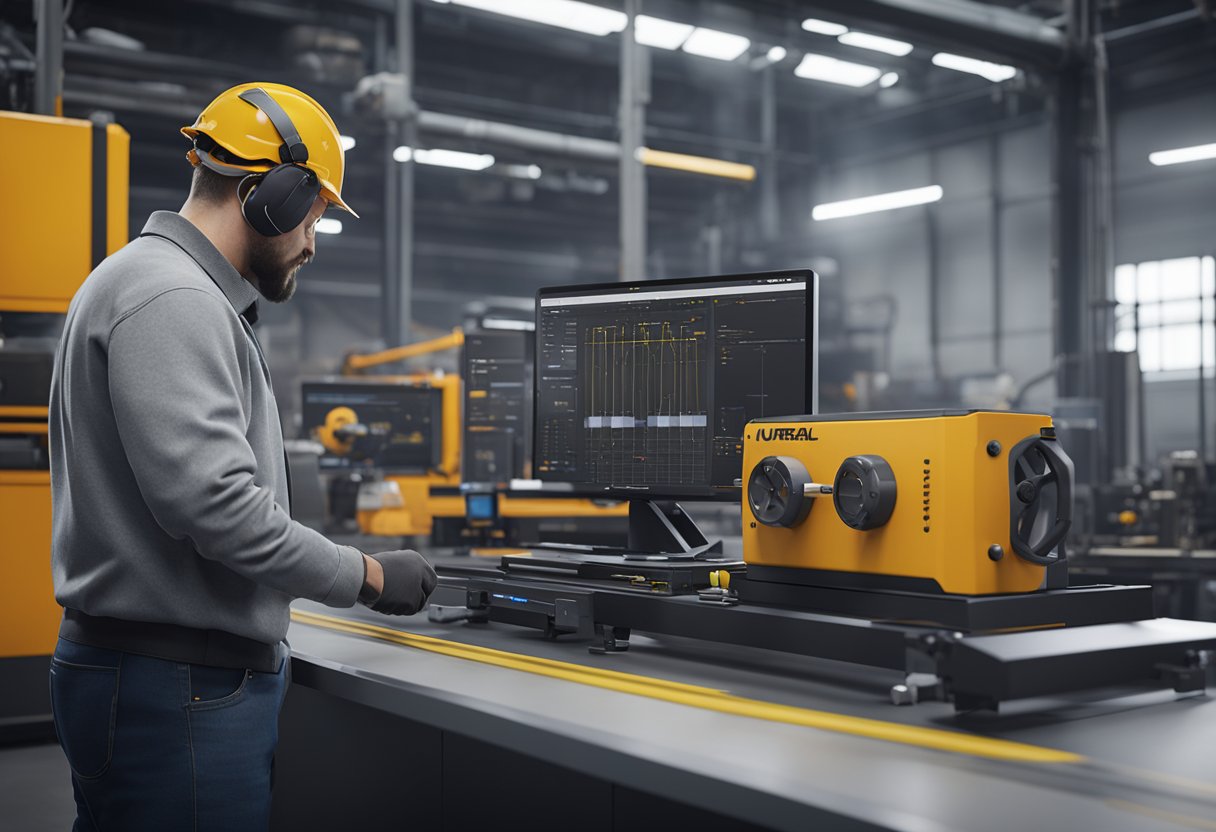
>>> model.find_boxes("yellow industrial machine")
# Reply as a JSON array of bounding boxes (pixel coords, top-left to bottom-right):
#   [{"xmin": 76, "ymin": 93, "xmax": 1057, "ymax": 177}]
[
  {"xmin": 329, "ymin": 328, "xmax": 466, "ymax": 537},
  {"xmin": 742, "ymin": 410, "xmax": 1073, "ymax": 596},
  {"xmin": 335, "ymin": 327, "xmax": 626, "ymax": 540},
  {"xmin": 0, "ymin": 111, "xmax": 129, "ymax": 732}
]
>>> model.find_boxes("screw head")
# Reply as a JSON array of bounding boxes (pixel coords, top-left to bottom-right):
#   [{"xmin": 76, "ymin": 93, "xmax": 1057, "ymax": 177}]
[
  {"xmin": 986, "ymin": 440, "xmax": 1002, "ymax": 457},
  {"xmin": 988, "ymin": 544, "xmax": 1004, "ymax": 561}
]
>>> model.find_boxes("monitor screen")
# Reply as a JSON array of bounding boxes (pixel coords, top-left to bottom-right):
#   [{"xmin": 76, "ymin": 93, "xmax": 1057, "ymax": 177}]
[
  {"xmin": 533, "ymin": 270, "xmax": 817, "ymax": 500},
  {"xmin": 463, "ymin": 330, "xmax": 533, "ymax": 483},
  {"xmin": 301, "ymin": 380, "xmax": 443, "ymax": 473}
]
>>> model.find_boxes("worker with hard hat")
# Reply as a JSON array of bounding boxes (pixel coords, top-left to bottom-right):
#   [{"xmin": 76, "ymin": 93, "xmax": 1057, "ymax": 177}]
[{"xmin": 48, "ymin": 82, "xmax": 435, "ymax": 831}]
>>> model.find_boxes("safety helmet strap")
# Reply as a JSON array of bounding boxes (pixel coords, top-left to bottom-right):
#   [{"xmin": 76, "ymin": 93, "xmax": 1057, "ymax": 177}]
[{"xmin": 237, "ymin": 87, "xmax": 310, "ymax": 165}]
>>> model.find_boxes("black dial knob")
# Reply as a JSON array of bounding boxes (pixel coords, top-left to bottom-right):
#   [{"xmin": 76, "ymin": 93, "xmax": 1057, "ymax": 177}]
[
  {"xmin": 748, "ymin": 456, "xmax": 813, "ymax": 528},
  {"xmin": 833, "ymin": 455, "xmax": 897, "ymax": 531}
]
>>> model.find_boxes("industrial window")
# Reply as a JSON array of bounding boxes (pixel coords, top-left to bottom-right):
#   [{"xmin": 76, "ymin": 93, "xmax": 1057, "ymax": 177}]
[{"xmin": 1113, "ymin": 256, "xmax": 1215, "ymax": 376}]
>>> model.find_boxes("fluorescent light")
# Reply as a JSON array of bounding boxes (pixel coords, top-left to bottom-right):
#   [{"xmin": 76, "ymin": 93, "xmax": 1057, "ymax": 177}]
[
  {"xmin": 879, "ymin": 71, "xmax": 899, "ymax": 88},
  {"xmin": 416, "ymin": 148, "xmax": 495, "ymax": 170},
  {"xmin": 448, "ymin": 0, "xmax": 626, "ymax": 36},
  {"xmin": 316, "ymin": 217, "xmax": 343, "ymax": 234},
  {"xmin": 837, "ymin": 31, "xmax": 913, "ymax": 57},
  {"xmin": 794, "ymin": 53, "xmax": 882, "ymax": 87},
  {"xmin": 339, "ymin": 135, "xmax": 356, "ymax": 151},
  {"xmin": 634, "ymin": 15, "xmax": 693, "ymax": 50},
  {"xmin": 505, "ymin": 163, "xmax": 543, "ymax": 179},
  {"xmin": 1149, "ymin": 143, "xmax": 1216, "ymax": 167},
  {"xmin": 801, "ymin": 18, "xmax": 848, "ymax": 36},
  {"xmin": 931, "ymin": 52, "xmax": 1017, "ymax": 83},
  {"xmin": 681, "ymin": 27, "xmax": 750, "ymax": 61},
  {"xmin": 393, "ymin": 146, "xmax": 496, "ymax": 170},
  {"xmin": 766, "ymin": 45, "xmax": 787, "ymax": 63},
  {"xmin": 812, "ymin": 185, "xmax": 943, "ymax": 221}
]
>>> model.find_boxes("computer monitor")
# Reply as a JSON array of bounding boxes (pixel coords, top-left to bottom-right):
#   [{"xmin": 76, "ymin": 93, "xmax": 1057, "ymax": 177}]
[
  {"xmin": 301, "ymin": 380, "xmax": 443, "ymax": 473},
  {"xmin": 462, "ymin": 330, "xmax": 533, "ymax": 484},
  {"xmin": 534, "ymin": 270, "xmax": 817, "ymax": 518}
]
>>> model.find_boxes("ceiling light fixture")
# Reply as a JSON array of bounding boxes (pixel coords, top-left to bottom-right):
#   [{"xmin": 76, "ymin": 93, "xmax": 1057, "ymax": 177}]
[
  {"xmin": 794, "ymin": 53, "xmax": 882, "ymax": 88},
  {"xmin": 801, "ymin": 18, "xmax": 848, "ymax": 36},
  {"xmin": 1148, "ymin": 143, "xmax": 1216, "ymax": 167},
  {"xmin": 931, "ymin": 52, "xmax": 1017, "ymax": 83},
  {"xmin": 681, "ymin": 27, "xmax": 751, "ymax": 61},
  {"xmin": 315, "ymin": 218, "xmax": 343, "ymax": 234},
  {"xmin": 339, "ymin": 135, "xmax": 356, "ymax": 151},
  {"xmin": 812, "ymin": 185, "xmax": 943, "ymax": 221},
  {"xmin": 393, "ymin": 146, "xmax": 496, "ymax": 170},
  {"xmin": 837, "ymin": 31, "xmax": 913, "ymax": 57},
  {"xmin": 447, "ymin": 0, "xmax": 627, "ymax": 36},
  {"xmin": 634, "ymin": 14, "xmax": 693, "ymax": 50}
]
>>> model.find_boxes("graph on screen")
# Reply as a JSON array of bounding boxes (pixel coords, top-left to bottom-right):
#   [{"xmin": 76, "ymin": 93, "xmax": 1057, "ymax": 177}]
[{"xmin": 582, "ymin": 316, "xmax": 708, "ymax": 485}]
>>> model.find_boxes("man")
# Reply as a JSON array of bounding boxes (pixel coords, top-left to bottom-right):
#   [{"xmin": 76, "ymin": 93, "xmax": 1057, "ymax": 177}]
[{"xmin": 48, "ymin": 82, "xmax": 435, "ymax": 831}]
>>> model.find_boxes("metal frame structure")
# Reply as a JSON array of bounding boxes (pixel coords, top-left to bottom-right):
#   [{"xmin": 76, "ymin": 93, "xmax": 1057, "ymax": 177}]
[{"xmin": 432, "ymin": 556, "xmax": 1216, "ymax": 712}]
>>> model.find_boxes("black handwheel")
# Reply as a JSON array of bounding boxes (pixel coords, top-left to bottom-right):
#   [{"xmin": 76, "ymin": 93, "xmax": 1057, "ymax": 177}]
[
  {"xmin": 1007, "ymin": 435, "xmax": 1074, "ymax": 565},
  {"xmin": 833, "ymin": 455, "xmax": 897, "ymax": 531},
  {"xmin": 748, "ymin": 456, "xmax": 813, "ymax": 528}
]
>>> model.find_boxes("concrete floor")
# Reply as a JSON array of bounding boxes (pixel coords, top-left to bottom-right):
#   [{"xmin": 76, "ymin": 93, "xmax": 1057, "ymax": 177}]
[{"xmin": 0, "ymin": 740, "xmax": 76, "ymax": 831}]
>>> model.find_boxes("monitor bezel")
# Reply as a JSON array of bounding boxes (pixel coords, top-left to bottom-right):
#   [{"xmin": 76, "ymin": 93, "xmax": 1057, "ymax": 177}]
[{"xmin": 532, "ymin": 268, "xmax": 819, "ymax": 502}]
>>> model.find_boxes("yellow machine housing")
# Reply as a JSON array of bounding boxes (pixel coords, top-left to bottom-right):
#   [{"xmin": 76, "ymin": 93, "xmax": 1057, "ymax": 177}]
[
  {"xmin": 0, "ymin": 112, "xmax": 129, "ymax": 667},
  {"xmin": 0, "ymin": 112, "xmax": 129, "ymax": 313},
  {"xmin": 351, "ymin": 371, "xmax": 464, "ymax": 537},
  {"xmin": 742, "ymin": 410, "xmax": 1073, "ymax": 596}
]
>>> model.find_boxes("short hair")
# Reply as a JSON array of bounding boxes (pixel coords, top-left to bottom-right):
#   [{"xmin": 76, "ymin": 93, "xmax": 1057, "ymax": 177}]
[{"xmin": 190, "ymin": 165, "xmax": 239, "ymax": 205}]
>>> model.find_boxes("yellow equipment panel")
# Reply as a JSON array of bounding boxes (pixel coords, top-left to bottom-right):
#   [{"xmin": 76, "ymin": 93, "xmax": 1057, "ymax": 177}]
[
  {"xmin": 742, "ymin": 411, "xmax": 1071, "ymax": 596},
  {"xmin": 0, "ymin": 111, "xmax": 129, "ymax": 311},
  {"xmin": 0, "ymin": 472, "xmax": 59, "ymax": 657}
]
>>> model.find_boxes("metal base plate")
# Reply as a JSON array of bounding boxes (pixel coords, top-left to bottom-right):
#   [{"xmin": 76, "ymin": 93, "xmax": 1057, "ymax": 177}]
[{"xmin": 739, "ymin": 565, "xmax": 1156, "ymax": 632}]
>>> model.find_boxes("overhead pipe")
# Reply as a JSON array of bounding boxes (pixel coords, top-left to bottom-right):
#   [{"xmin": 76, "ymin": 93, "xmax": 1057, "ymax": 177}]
[{"xmin": 417, "ymin": 110, "xmax": 618, "ymax": 161}]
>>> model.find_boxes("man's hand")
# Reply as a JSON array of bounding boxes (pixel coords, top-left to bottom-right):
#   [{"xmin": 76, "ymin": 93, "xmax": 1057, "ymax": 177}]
[{"xmin": 358, "ymin": 550, "xmax": 437, "ymax": 615}]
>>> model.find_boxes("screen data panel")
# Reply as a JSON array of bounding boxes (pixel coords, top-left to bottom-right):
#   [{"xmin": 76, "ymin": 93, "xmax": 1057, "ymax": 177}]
[
  {"xmin": 463, "ymin": 330, "xmax": 532, "ymax": 483},
  {"xmin": 302, "ymin": 381, "xmax": 442, "ymax": 472},
  {"xmin": 535, "ymin": 272, "xmax": 814, "ymax": 499}
]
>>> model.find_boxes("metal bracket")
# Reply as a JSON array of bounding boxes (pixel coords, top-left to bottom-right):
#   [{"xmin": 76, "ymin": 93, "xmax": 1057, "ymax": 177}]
[
  {"xmin": 352, "ymin": 71, "xmax": 416, "ymax": 121},
  {"xmin": 427, "ymin": 605, "xmax": 488, "ymax": 624},
  {"xmin": 890, "ymin": 673, "xmax": 946, "ymax": 706},
  {"xmin": 1155, "ymin": 649, "xmax": 1210, "ymax": 694},
  {"xmin": 589, "ymin": 624, "xmax": 631, "ymax": 655}
]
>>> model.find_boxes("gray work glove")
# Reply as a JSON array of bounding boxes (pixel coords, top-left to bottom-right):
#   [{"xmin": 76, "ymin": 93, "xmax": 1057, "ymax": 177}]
[{"xmin": 360, "ymin": 549, "xmax": 438, "ymax": 615}]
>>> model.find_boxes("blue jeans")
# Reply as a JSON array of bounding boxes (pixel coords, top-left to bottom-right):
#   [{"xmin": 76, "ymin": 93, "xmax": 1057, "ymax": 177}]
[{"xmin": 49, "ymin": 637, "xmax": 289, "ymax": 832}]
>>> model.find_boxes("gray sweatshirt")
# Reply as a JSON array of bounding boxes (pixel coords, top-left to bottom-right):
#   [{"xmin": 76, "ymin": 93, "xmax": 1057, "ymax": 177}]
[{"xmin": 49, "ymin": 211, "xmax": 365, "ymax": 647}]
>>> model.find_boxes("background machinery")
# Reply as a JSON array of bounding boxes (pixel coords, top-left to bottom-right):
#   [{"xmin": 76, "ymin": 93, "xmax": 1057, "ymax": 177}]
[{"xmin": 0, "ymin": 109, "xmax": 129, "ymax": 739}]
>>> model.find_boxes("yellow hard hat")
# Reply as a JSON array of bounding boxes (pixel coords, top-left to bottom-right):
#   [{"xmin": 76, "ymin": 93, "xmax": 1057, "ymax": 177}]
[{"xmin": 182, "ymin": 82, "xmax": 357, "ymax": 217}]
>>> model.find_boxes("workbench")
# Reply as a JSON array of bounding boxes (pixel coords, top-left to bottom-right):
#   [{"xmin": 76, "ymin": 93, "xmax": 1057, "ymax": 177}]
[{"xmin": 271, "ymin": 560, "xmax": 1216, "ymax": 832}]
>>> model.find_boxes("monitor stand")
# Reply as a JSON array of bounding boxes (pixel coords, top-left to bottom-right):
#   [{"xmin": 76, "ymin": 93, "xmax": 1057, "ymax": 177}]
[{"xmin": 532, "ymin": 499, "xmax": 724, "ymax": 561}]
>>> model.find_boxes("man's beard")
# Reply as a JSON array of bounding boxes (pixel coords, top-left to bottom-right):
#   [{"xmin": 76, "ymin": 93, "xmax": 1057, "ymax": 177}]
[{"xmin": 248, "ymin": 237, "xmax": 309, "ymax": 303}]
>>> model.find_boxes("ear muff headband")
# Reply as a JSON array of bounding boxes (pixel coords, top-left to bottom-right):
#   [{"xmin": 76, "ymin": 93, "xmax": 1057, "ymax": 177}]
[{"xmin": 237, "ymin": 87, "xmax": 310, "ymax": 165}]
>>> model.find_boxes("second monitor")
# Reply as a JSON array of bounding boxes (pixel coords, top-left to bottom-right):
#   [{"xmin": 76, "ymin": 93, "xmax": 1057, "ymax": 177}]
[{"xmin": 535, "ymin": 270, "xmax": 817, "ymax": 512}]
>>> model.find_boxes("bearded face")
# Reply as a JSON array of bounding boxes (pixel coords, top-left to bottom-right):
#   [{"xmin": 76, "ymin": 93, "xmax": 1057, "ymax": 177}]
[
  {"xmin": 247, "ymin": 231, "xmax": 312, "ymax": 303},
  {"xmin": 244, "ymin": 196, "xmax": 324, "ymax": 303}
]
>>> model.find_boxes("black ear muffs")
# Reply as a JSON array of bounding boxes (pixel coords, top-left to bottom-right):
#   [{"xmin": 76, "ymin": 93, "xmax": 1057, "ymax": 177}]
[{"xmin": 239, "ymin": 165, "xmax": 321, "ymax": 237}]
